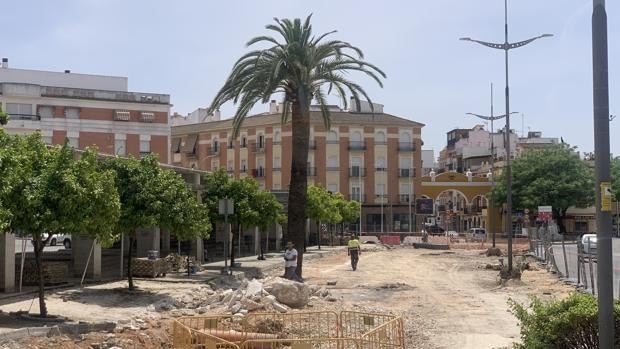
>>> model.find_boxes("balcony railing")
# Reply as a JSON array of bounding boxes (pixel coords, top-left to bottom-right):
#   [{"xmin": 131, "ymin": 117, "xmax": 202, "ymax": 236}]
[
  {"xmin": 307, "ymin": 167, "xmax": 317, "ymax": 176},
  {"xmin": 399, "ymin": 194, "xmax": 411, "ymax": 203},
  {"xmin": 208, "ymin": 146, "xmax": 219, "ymax": 156},
  {"xmin": 349, "ymin": 167, "xmax": 366, "ymax": 177},
  {"xmin": 398, "ymin": 142, "xmax": 416, "ymax": 151},
  {"xmin": 251, "ymin": 168, "xmax": 265, "ymax": 178},
  {"xmin": 7, "ymin": 113, "xmax": 40, "ymax": 121},
  {"xmin": 252, "ymin": 143, "xmax": 265, "ymax": 152},
  {"xmin": 348, "ymin": 141, "xmax": 366, "ymax": 151},
  {"xmin": 273, "ymin": 167, "xmax": 281, "ymax": 172},
  {"xmin": 326, "ymin": 167, "xmax": 340, "ymax": 172},
  {"xmin": 139, "ymin": 151, "xmax": 151, "ymax": 158},
  {"xmin": 375, "ymin": 167, "xmax": 387, "ymax": 172},
  {"xmin": 398, "ymin": 168, "xmax": 416, "ymax": 177},
  {"xmin": 348, "ymin": 194, "xmax": 367, "ymax": 202}
]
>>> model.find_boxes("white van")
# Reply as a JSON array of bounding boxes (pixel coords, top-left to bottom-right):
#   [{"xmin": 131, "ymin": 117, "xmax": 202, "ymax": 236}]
[{"xmin": 469, "ymin": 228, "xmax": 486, "ymax": 241}]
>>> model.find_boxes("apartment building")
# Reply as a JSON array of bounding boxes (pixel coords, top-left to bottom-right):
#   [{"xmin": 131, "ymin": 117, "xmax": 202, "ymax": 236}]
[
  {"xmin": 172, "ymin": 101, "xmax": 424, "ymax": 232},
  {"xmin": 0, "ymin": 58, "xmax": 171, "ymax": 163}
]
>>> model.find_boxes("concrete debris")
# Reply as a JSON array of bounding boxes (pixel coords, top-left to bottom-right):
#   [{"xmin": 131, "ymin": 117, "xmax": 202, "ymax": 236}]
[
  {"xmin": 268, "ymin": 278, "xmax": 311, "ymax": 308},
  {"xmin": 271, "ymin": 301, "xmax": 288, "ymax": 313}
]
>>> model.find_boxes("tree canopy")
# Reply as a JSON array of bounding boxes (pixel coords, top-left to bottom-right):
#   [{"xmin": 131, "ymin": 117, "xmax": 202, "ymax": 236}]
[
  {"xmin": 489, "ymin": 144, "xmax": 595, "ymax": 232},
  {"xmin": 208, "ymin": 15, "xmax": 384, "ymax": 278},
  {"xmin": 612, "ymin": 156, "xmax": 620, "ymax": 202}
]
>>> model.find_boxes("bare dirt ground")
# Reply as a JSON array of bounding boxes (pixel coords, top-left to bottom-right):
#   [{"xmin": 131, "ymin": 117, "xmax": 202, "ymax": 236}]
[
  {"xmin": 299, "ymin": 246, "xmax": 573, "ymax": 349},
  {"xmin": 1, "ymin": 245, "xmax": 574, "ymax": 349}
]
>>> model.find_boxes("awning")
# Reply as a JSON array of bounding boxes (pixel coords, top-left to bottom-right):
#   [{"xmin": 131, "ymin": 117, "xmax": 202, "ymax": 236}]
[
  {"xmin": 182, "ymin": 134, "xmax": 198, "ymax": 154},
  {"xmin": 171, "ymin": 138, "xmax": 181, "ymax": 153}
]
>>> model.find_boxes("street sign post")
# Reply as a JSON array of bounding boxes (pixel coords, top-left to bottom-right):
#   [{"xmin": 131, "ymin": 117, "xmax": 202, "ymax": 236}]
[
  {"xmin": 538, "ymin": 206, "xmax": 553, "ymax": 222},
  {"xmin": 219, "ymin": 198, "xmax": 234, "ymax": 275}
]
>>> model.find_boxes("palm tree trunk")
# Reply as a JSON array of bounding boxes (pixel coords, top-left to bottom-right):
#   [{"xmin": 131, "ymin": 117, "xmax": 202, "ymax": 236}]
[
  {"xmin": 287, "ymin": 92, "xmax": 310, "ymax": 278},
  {"xmin": 33, "ymin": 239, "xmax": 48, "ymax": 317},
  {"xmin": 127, "ymin": 236, "xmax": 135, "ymax": 291}
]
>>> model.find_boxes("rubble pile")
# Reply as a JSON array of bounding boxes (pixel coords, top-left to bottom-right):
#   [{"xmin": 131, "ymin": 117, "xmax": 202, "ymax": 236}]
[{"xmin": 150, "ymin": 277, "xmax": 333, "ymax": 318}]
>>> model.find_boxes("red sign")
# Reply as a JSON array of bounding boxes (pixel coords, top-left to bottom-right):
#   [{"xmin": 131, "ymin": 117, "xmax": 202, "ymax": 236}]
[{"xmin": 538, "ymin": 212, "xmax": 552, "ymax": 221}]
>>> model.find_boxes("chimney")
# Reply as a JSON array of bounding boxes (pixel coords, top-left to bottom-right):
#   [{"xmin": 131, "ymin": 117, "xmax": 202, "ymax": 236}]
[
  {"xmin": 269, "ymin": 100, "xmax": 278, "ymax": 114},
  {"xmin": 64, "ymin": 69, "xmax": 71, "ymax": 73},
  {"xmin": 1, "ymin": 58, "xmax": 8, "ymax": 69}
]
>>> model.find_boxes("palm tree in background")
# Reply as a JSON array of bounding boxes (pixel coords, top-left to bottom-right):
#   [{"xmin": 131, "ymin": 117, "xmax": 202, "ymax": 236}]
[{"xmin": 209, "ymin": 14, "xmax": 385, "ymax": 278}]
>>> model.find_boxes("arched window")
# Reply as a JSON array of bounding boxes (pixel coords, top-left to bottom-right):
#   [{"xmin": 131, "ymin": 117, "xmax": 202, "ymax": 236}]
[
  {"xmin": 212, "ymin": 138, "xmax": 219, "ymax": 152},
  {"xmin": 399, "ymin": 132, "xmax": 411, "ymax": 143},
  {"xmin": 375, "ymin": 131, "xmax": 386, "ymax": 144},
  {"xmin": 351, "ymin": 131, "xmax": 362, "ymax": 142},
  {"xmin": 274, "ymin": 130, "xmax": 281, "ymax": 143}
]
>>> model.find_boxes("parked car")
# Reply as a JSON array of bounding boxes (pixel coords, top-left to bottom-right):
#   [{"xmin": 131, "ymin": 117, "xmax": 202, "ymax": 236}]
[
  {"xmin": 469, "ymin": 228, "xmax": 486, "ymax": 241},
  {"xmin": 445, "ymin": 231, "xmax": 459, "ymax": 238},
  {"xmin": 581, "ymin": 234, "xmax": 597, "ymax": 254},
  {"xmin": 40, "ymin": 233, "xmax": 72, "ymax": 249},
  {"xmin": 424, "ymin": 225, "xmax": 445, "ymax": 236}
]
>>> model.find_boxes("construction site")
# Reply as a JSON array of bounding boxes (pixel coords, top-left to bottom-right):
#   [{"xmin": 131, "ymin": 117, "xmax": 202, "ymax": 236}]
[{"xmin": 0, "ymin": 238, "xmax": 576, "ymax": 349}]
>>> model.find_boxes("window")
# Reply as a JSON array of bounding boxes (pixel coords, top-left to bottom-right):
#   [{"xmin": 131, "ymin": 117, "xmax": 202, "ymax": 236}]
[
  {"xmin": 575, "ymin": 221, "xmax": 588, "ymax": 233},
  {"xmin": 241, "ymin": 159, "xmax": 247, "ymax": 172},
  {"xmin": 399, "ymin": 132, "xmax": 412, "ymax": 143},
  {"xmin": 327, "ymin": 155, "xmax": 338, "ymax": 168},
  {"xmin": 140, "ymin": 111, "xmax": 155, "ymax": 122},
  {"xmin": 65, "ymin": 108, "xmax": 80, "ymax": 119},
  {"xmin": 375, "ymin": 131, "xmax": 386, "ymax": 144},
  {"xmin": 213, "ymin": 138, "xmax": 219, "ymax": 153},
  {"xmin": 115, "ymin": 139, "xmax": 126, "ymax": 156},
  {"xmin": 38, "ymin": 106, "xmax": 53, "ymax": 119},
  {"xmin": 227, "ymin": 160, "xmax": 234, "ymax": 172},
  {"xmin": 42, "ymin": 136, "xmax": 53, "ymax": 145},
  {"xmin": 351, "ymin": 131, "xmax": 362, "ymax": 142},
  {"xmin": 327, "ymin": 130, "xmax": 338, "ymax": 142},
  {"xmin": 68, "ymin": 137, "xmax": 79, "ymax": 149},
  {"xmin": 241, "ymin": 135, "xmax": 248, "ymax": 148},
  {"xmin": 114, "ymin": 110, "xmax": 131, "ymax": 121},
  {"xmin": 274, "ymin": 130, "xmax": 281, "ymax": 143},
  {"xmin": 6, "ymin": 103, "xmax": 33, "ymax": 118},
  {"xmin": 376, "ymin": 183, "xmax": 386, "ymax": 196},
  {"xmin": 228, "ymin": 138, "xmax": 234, "ymax": 149},
  {"xmin": 211, "ymin": 160, "xmax": 219, "ymax": 170},
  {"xmin": 258, "ymin": 134, "xmax": 264, "ymax": 148},
  {"xmin": 139, "ymin": 140, "xmax": 150, "ymax": 154},
  {"xmin": 327, "ymin": 184, "xmax": 338, "ymax": 193},
  {"xmin": 273, "ymin": 156, "xmax": 281, "ymax": 168},
  {"xmin": 375, "ymin": 156, "xmax": 386, "ymax": 170},
  {"xmin": 399, "ymin": 183, "xmax": 410, "ymax": 195},
  {"xmin": 351, "ymin": 186, "xmax": 361, "ymax": 201}
]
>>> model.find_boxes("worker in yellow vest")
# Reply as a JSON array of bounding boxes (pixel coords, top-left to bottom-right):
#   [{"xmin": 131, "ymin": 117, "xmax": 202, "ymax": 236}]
[{"xmin": 347, "ymin": 236, "xmax": 361, "ymax": 271}]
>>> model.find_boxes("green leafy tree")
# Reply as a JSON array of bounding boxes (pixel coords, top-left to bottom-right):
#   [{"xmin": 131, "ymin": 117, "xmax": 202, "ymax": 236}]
[
  {"xmin": 306, "ymin": 185, "xmax": 342, "ymax": 249},
  {"xmin": 102, "ymin": 155, "xmax": 209, "ymax": 290},
  {"xmin": 208, "ymin": 15, "xmax": 385, "ymax": 277},
  {"xmin": 612, "ymin": 156, "xmax": 620, "ymax": 202},
  {"xmin": 489, "ymin": 144, "xmax": 595, "ymax": 233},
  {"xmin": 1, "ymin": 135, "xmax": 120, "ymax": 317},
  {"xmin": 0, "ymin": 106, "xmax": 8, "ymax": 125}
]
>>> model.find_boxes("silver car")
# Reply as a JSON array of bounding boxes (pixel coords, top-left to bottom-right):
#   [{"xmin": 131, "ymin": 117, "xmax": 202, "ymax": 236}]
[{"xmin": 581, "ymin": 234, "xmax": 597, "ymax": 254}]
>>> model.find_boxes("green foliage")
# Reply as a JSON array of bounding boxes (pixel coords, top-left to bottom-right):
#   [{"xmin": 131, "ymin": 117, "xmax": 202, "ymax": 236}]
[
  {"xmin": 509, "ymin": 293, "xmax": 620, "ymax": 349},
  {"xmin": 0, "ymin": 106, "xmax": 8, "ymax": 125},
  {"xmin": 202, "ymin": 169, "xmax": 284, "ymax": 229},
  {"xmin": 612, "ymin": 156, "xmax": 620, "ymax": 202},
  {"xmin": 208, "ymin": 14, "xmax": 386, "ymax": 136},
  {"xmin": 489, "ymin": 144, "xmax": 595, "ymax": 219},
  {"xmin": 306, "ymin": 186, "xmax": 342, "ymax": 224},
  {"xmin": 336, "ymin": 193, "xmax": 361, "ymax": 223}
]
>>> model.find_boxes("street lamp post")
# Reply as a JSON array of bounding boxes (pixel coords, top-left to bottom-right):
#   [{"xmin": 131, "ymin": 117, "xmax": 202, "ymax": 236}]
[
  {"xmin": 466, "ymin": 84, "xmax": 518, "ymax": 248},
  {"xmin": 592, "ymin": 0, "xmax": 613, "ymax": 346},
  {"xmin": 460, "ymin": 0, "xmax": 552, "ymax": 273}
]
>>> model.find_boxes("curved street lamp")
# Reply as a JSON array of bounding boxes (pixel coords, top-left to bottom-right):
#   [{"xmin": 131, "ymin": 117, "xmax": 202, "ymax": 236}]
[{"xmin": 460, "ymin": 0, "xmax": 552, "ymax": 274}]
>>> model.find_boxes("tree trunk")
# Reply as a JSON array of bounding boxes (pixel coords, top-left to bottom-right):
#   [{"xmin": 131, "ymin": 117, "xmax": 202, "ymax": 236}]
[
  {"xmin": 33, "ymin": 239, "xmax": 48, "ymax": 317},
  {"xmin": 127, "ymin": 236, "xmax": 135, "ymax": 291},
  {"xmin": 287, "ymin": 91, "xmax": 310, "ymax": 278},
  {"xmin": 317, "ymin": 221, "xmax": 321, "ymax": 250},
  {"xmin": 230, "ymin": 224, "xmax": 237, "ymax": 266}
]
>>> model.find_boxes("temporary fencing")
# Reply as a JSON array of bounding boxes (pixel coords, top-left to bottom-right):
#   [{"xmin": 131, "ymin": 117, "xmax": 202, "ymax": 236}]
[{"xmin": 172, "ymin": 311, "xmax": 405, "ymax": 349}]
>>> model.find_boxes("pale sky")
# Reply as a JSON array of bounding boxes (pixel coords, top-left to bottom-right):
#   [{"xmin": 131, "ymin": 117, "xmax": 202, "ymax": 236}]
[{"xmin": 4, "ymin": 0, "xmax": 618, "ymax": 156}]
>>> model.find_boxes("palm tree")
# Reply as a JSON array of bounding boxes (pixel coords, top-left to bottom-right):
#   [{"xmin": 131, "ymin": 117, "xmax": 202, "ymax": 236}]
[{"xmin": 209, "ymin": 15, "xmax": 385, "ymax": 278}]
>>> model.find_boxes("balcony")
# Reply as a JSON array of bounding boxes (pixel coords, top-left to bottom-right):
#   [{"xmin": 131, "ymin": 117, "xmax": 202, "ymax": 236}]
[
  {"xmin": 348, "ymin": 194, "xmax": 367, "ymax": 202},
  {"xmin": 251, "ymin": 168, "xmax": 265, "ymax": 178},
  {"xmin": 7, "ymin": 113, "xmax": 40, "ymax": 121},
  {"xmin": 208, "ymin": 146, "xmax": 220, "ymax": 156},
  {"xmin": 398, "ymin": 142, "xmax": 416, "ymax": 152},
  {"xmin": 273, "ymin": 167, "xmax": 281, "ymax": 172},
  {"xmin": 252, "ymin": 143, "xmax": 265, "ymax": 153},
  {"xmin": 348, "ymin": 141, "xmax": 366, "ymax": 151},
  {"xmin": 399, "ymin": 194, "xmax": 411, "ymax": 203},
  {"xmin": 375, "ymin": 194, "xmax": 389, "ymax": 204},
  {"xmin": 349, "ymin": 167, "xmax": 366, "ymax": 177},
  {"xmin": 273, "ymin": 140, "xmax": 281, "ymax": 146},
  {"xmin": 326, "ymin": 167, "xmax": 340, "ymax": 172},
  {"xmin": 375, "ymin": 167, "xmax": 387, "ymax": 172},
  {"xmin": 307, "ymin": 167, "xmax": 317, "ymax": 176},
  {"xmin": 398, "ymin": 168, "xmax": 416, "ymax": 177}
]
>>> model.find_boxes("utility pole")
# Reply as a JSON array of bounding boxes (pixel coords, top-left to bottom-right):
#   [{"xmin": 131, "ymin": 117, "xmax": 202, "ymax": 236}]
[
  {"xmin": 460, "ymin": 0, "xmax": 552, "ymax": 273},
  {"xmin": 592, "ymin": 0, "xmax": 613, "ymax": 347}
]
